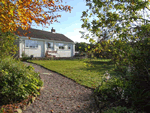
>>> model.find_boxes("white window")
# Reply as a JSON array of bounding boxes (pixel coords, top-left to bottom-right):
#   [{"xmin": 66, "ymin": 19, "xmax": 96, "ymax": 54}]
[
  {"xmin": 58, "ymin": 43, "xmax": 64, "ymax": 49},
  {"xmin": 59, "ymin": 46, "xmax": 64, "ymax": 49},
  {"xmin": 68, "ymin": 44, "xmax": 71, "ymax": 49},
  {"xmin": 25, "ymin": 40, "xmax": 38, "ymax": 48},
  {"xmin": 58, "ymin": 43, "xmax": 64, "ymax": 46},
  {"xmin": 47, "ymin": 42, "xmax": 53, "ymax": 48}
]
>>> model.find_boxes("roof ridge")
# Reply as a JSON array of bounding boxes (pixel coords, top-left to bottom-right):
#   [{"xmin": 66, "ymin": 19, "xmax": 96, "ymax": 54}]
[
  {"xmin": 15, "ymin": 27, "xmax": 74, "ymax": 43},
  {"xmin": 28, "ymin": 27, "xmax": 62, "ymax": 35}
]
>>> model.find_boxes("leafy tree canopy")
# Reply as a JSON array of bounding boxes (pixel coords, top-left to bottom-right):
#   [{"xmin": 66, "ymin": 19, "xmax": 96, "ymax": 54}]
[
  {"xmin": 81, "ymin": 0, "xmax": 150, "ymax": 43},
  {"xmin": 0, "ymin": 0, "xmax": 72, "ymax": 33},
  {"xmin": 75, "ymin": 42, "xmax": 88, "ymax": 52},
  {"xmin": 81, "ymin": 0, "xmax": 150, "ymax": 112},
  {"xmin": 75, "ymin": 42, "xmax": 95, "ymax": 53}
]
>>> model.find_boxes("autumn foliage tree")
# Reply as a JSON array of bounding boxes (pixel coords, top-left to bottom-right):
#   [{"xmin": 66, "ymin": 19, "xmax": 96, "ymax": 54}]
[
  {"xmin": 0, "ymin": 0, "xmax": 72, "ymax": 57},
  {"xmin": 0, "ymin": 0, "xmax": 72, "ymax": 33},
  {"xmin": 0, "ymin": 0, "xmax": 72, "ymax": 111}
]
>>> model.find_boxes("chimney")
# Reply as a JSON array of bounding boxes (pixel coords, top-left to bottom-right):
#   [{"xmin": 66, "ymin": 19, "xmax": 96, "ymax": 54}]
[{"xmin": 51, "ymin": 27, "xmax": 55, "ymax": 33}]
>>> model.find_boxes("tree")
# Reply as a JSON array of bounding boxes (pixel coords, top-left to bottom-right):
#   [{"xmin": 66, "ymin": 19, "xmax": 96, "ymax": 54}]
[
  {"xmin": 81, "ymin": 0, "xmax": 150, "ymax": 62},
  {"xmin": 81, "ymin": 0, "xmax": 150, "ymax": 43},
  {"xmin": 75, "ymin": 42, "xmax": 88, "ymax": 52},
  {"xmin": 0, "ymin": 0, "xmax": 72, "ymax": 33},
  {"xmin": 81, "ymin": 0, "xmax": 150, "ymax": 112},
  {"xmin": 0, "ymin": 29, "xmax": 18, "ymax": 58},
  {"xmin": 0, "ymin": 0, "xmax": 72, "ymax": 57},
  {"xmin": 75, "ymin": 42, "xmax": 95, "ymax": 57},
  {"xmin": 0, "ymin": 1, "xmax": 72, "ymax": 110}
]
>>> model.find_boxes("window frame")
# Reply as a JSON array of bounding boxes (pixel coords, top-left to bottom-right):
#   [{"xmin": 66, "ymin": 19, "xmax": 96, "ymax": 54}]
[
  {"xmin": 25, "ymin": 40, "xmax": 38, "ymax": 48},
  {"xmin": 59, "ymin": 46, "xmax": 64, "ymax": 49},
  {"xmin": 58, "ymin": 43, "xmax": 64, "ymax": 50},
  {"xmin": 47, "ymin": 43, "xmax": 51, "ymax": 48},
  {"xmin": 68, "ymin": 44, "xmax": 71, "ymax": 49},
  {"xmin": 68, "ymin": 46, "xmax": 71, "ymax": 49},
  {"xmin": 47, "ymin": 42, "xmax": 53, "ymax": 49}
]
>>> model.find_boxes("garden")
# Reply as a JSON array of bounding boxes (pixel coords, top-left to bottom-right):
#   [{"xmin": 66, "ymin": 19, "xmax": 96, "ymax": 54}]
[
  {"xmin": 0, "ymin": 34, "xmax": 149, "ymax": 113},
  {"xmin": 1, "ymin": 0, "xmax": 150, "ymax": 113},
  {"xmin": 28, "ymin": 58, "xmax": 115, "ymax": 89}
]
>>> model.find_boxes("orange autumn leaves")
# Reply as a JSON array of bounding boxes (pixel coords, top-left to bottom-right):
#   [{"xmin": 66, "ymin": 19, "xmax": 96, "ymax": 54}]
[{"xmin": 0, "ymin": 0, "xmax": 72, "ymax": 33}]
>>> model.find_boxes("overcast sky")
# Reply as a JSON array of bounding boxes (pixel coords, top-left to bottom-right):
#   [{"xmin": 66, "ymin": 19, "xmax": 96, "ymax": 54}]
[{"xmin": 30, "ymin": 0, "xmax": 90, "ymax": 43}]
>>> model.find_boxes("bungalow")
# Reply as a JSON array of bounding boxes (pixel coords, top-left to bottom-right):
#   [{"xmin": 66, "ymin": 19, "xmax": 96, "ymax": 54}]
[{"xmin": 14, "ymin": 27, "xmax": 75, "ymax": 58}]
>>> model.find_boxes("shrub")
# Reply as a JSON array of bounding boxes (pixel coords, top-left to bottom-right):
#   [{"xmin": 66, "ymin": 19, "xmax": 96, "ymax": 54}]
[
  {"xmin": 103, "ymin": 106, "xmax": 136, "ymax": 113},
  {"xmin": 21, "ymin": 51, "xmax": 31, "ymax": 61},
  {"xmin": 114, "ymin": 38, "xmax": 150, "ymax": 112},
  {"xmin": 94, "ymin": 38, "xmax": 150, "ymax": 113},
  {"xmin": 0, "ymin": 56, "xmax": 43, "ymax": 105},
  {"xmin": 0, "ymin": 29, "xmax": 18, "ymax": 58},
  {"xmin": 94, "ymin": 73, "xmax": 131, "ymax": 109}
]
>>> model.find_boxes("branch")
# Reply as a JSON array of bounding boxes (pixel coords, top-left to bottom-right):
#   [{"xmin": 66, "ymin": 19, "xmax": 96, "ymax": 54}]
[
  {"xmin": 138, "ymin": 17, "xmax": 150, "ymax": 22},
  {"xmin": 145, "ymin": 6, "xmax": 150, "ymax": 12}
]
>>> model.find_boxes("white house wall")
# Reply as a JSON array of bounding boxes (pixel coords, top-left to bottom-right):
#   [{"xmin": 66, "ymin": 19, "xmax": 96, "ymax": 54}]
[
  {"xmin": 19, "ymin": 39, "xmax": 23, "ymax": 58},
  {"xmin": 73, "ymin": 44, "xmax": 75, "ymax": 56},
  {"xmin": 19, "ymin": 36, "xmax": 75, "ymax": 58},
  {"xmin": 24, "ymin": 40, "xmax": 44, "ymax": 57},
  {"xmin": 55, "ymin": 43, "xmax": 72, "ymax": 57},
  {"xmin": 57, "ymin": 50, "xmax": 71, "ymax": 57},
  {"xmin": 19, "ymin": 38, "xmax": 44, "ymax": 57}
]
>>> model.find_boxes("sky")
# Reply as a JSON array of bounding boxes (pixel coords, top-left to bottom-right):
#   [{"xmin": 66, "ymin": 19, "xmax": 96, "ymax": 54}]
[
  {"xmin": 31, "ymin": 0, "xmax": 90, "ymax": 43},
  {"xmin": 30, "ymin": 0, "xmax": 150, "ymax": 44}
]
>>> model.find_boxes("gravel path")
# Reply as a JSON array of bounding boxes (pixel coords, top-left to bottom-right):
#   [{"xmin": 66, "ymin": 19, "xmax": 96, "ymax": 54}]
[{"xmin": 23, "ymin": 62, "xmax": 100, "ymax": 113}]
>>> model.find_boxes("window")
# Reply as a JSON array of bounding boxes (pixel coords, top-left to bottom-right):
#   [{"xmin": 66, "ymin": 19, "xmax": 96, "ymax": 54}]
[
  {"xmin": 48, "ymin": 43, "xmax": 51, "ymax": 48},
  {"xmin": 59, "ymin": 46, "xmax": 64, "ymax": 49},
  {"xmin": 58, "ymin": 43, "xmax": 64, "ymax": 46},
  {"xmin": 25, "ymin": 40, "xmax": 38, "ymax": 48},
  {"xmin": 68, "ymin": 44, "xmax": 71, "ymax": 49},
  {"xmin": 58, "ymin": 43, "xmax": 64, "ymax": 49},
  {"xmin": 47, "ymin": 42, "xmax": 53, "ymax": 48}
]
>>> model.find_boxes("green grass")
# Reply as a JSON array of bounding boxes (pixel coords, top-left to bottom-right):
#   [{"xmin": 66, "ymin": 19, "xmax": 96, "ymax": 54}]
[{"xmin": 29, "ymin": 58, "xmax": 116, "ymax": 89}]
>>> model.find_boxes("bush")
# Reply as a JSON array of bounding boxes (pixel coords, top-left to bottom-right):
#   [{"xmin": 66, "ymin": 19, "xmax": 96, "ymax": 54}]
[
  {"xmin": 0, "ymin": 56, "xmax": 43, "ymax": 105},
  {"xmin": 103, "ymin": 106, "xmax": 136, "ymax": 113},
  {"xmin": 94, "ymin": 73, "xmax": 147, "ymax": 112},
  {"xmin": 0, "ymin": 29, "xmax": 18, "ymax": 58},
  {"xmin": 21, "ymin": 51, "xmax": 31, "ymax": 61},
  {"xmin": 114, "ymin": 38, "xmax": 150, "ymax": 112},
  {"xmin": 94, "ymin": 38, "xmax": 150, "ymax": 113},
  {"xmin": 94, "ymin": 73, "xmax": 131, "ymax": 109}
]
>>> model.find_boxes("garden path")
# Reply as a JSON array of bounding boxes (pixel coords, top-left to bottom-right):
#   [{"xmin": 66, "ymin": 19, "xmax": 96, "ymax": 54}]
[{"xmin": 23, "ymin": 62, "xmax": 100, "ymax": 113}]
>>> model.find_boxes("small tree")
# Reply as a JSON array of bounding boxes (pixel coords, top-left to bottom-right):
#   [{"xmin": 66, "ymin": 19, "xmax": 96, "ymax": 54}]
[
  {"xmin": 0, "ymin": 29, "xmax": 18, "ymax": 58},
  {"xmin": 75, "ymin": 42, "xmax": 88, "ymax": 52}
]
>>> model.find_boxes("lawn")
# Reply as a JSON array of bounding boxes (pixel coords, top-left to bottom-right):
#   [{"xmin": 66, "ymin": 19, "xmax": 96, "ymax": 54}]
[{"xmin": 28, "ymin": 58, "xmax": 116, "ymax": 89}]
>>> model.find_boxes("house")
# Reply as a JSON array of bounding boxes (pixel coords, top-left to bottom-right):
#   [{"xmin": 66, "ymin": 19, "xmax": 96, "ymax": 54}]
[{"xmin": 14, "ymin": 27, "xmax": 75, "ymax": 58}]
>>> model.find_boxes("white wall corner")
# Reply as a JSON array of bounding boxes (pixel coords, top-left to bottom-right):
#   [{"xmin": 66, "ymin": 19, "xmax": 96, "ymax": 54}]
[
  {"xmin": 73, "ymin": 44, "xmax": 75, "ymax": 56},
  {"xmin": 19, "ymin": 39, "xmax": 23, "ymax": 58}
]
